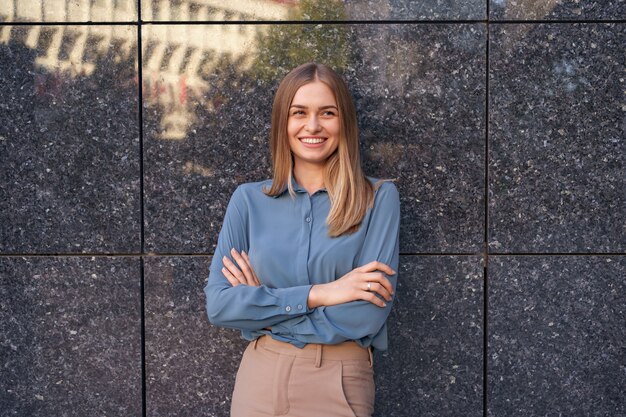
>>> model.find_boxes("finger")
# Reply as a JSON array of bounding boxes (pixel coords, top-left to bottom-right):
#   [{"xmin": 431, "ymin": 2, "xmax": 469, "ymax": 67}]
[
  {"xmin": 222, "ymin": 255, "xmax": 246, "ymax": 285},
  {"xmin": 365, "ymin": 281, "xmax": 392, "ymax": 302},
  {"xmin": 364, "ymin": 272, "xmax": 394, "ymax": 296},
  {"xmin": 230, "ymin": 248, "xmax": 257, "ymax": 286},
  {"xmin": 360, "ymin": 291, "xmax": 387, "ymax": 308},
  {"xmin": 363, "ymin": 260, "xmax": 396, "ymax": 277},
  {"xmin": 241, "ymin": 251, "xmax": 261, "ymax": 286},
  {"xmin": 222, "ymin": 267, "xmax": 241, "ymax": 287}
]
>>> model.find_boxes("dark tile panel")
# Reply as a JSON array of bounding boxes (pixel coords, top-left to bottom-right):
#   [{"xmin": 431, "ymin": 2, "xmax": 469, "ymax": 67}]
[
  {"xmin": 490, "ymin": 0, "xmax": 626, "ymax": 20},
  {"xmin": 0, "ymin": 256, "xmax": 142, "ymax": 416},
  {"xmin": 488, "ymin": 255, "xmax": 626, "ymax": 416},
  {"xmin": 0, "ymin": 26, "xmax": 141, "ymax": 254},
  {"xmin": 143, "ymin": 256, "xmax": 250, "ymax": 417},
  {"xmin": 141, "ymin": 0, "xmax": 484, "ymax": 22},
  {"xmin": 143, "ymin": 23, "xmax": 485, "ymax": 253},
  {"xmin": 374, "ymin": 255, "xmax": 484, "ymax": 416},
  {"xmin": 144, "ymin": 255, "xmax": 483, "ymax": 417},
  {"xmin": 489, "ymin": 24, "xmax": 625, "ymax": 253},
  {"xmin": 0, "ymin": 0, "xmax": 137, "ymax": 22}
]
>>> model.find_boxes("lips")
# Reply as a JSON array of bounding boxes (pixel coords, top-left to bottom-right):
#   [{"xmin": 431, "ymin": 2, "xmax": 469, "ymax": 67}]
[{"xmin": 299, "ymin": 137, "xmax": 327, "ymax": 144}]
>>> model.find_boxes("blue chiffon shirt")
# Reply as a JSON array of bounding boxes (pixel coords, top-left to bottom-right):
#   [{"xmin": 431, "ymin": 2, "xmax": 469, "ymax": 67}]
[{"xmin": 203, "ymin": 175, "xmax": 400, "ymax": 351}]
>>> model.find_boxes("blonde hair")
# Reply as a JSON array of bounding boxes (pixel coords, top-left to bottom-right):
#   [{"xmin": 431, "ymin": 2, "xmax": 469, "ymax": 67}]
[{"xmin": 263, "ymin": 62, "xmax": 395, "ymax": 237}]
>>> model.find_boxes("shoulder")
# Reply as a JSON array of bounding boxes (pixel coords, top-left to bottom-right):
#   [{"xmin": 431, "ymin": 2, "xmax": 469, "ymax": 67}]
[
  {"xmin": 231, "ymin": 179, "xmax": 275, "ymax": 205},
  {"xmin": 366, "ymin": 176, "xmax": 400, "ymax": 201},
  {"xmin": 235, "ymin": 179, "xmax": 273, "ymax": 196}
]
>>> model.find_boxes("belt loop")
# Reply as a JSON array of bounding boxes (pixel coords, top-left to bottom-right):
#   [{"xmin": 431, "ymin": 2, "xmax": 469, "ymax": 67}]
[
  {"xmin": 368, "ymin": 346, "xmax": 374, "ymax": 368},
  {"xmin": 315, "ymin": 344, "xmax": 322, "ymax": 368}
]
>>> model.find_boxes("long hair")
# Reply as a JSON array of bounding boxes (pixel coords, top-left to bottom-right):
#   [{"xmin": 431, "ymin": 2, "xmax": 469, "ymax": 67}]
[{"xmin": 263, "ymin": 62, "xmax": 394, "ymax": 237}]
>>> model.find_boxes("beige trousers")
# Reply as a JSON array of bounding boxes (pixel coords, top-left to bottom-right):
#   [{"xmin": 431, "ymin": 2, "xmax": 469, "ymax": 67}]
[{"xmin": 230, "ymin": 335, "xmax": 375, "ymax": 417}]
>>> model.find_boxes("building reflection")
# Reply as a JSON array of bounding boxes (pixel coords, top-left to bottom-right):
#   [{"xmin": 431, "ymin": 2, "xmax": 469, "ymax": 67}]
[{"xmin": 0, "ymin": 0, "xmax": 295, "ymax": 139}]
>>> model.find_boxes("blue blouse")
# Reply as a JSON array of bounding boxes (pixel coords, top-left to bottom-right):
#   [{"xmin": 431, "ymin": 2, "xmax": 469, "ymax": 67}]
[{"xmin": 203, "ymin": 175, "xmax": 400, "ymax": 351}]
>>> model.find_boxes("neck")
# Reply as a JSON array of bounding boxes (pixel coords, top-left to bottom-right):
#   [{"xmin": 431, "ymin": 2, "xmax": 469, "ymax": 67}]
[{"xmin": 293, "ymin": 162, "xmax": 325, "ymax": 190}]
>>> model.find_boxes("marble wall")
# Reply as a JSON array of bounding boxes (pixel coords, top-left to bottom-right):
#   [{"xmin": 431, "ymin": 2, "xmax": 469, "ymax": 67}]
[{"xmin": 0, "ymin": 1, "xmax": 624, "ymax": 416}]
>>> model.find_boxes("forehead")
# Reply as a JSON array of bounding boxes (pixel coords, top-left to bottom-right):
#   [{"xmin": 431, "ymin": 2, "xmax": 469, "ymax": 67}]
[{"xmin": 291, "ymin": 81, "xmax": 337, "ymax": 105}]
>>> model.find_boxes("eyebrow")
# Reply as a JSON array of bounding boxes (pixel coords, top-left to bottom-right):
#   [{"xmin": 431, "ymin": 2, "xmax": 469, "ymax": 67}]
[{"xmin": 290, "ymin": 104, "xmax": 338, "ymax": 110}]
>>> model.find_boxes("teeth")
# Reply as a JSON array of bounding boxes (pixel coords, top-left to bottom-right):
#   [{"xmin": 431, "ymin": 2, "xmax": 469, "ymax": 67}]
[{"xmin": 301, "ymin": 138, "xmax": 326, "ymax": 144}]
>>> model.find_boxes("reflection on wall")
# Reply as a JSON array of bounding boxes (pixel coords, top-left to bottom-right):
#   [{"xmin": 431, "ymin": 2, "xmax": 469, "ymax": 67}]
[
  {"xmin": 0, "ymin": 25, "xmax": 135, "ymax": 76},
  {"xmin": 0, "ymin": 0, "xmax": 295, "ymax": 140},
  {"xmin": 0, "ymin": 0, "xmax": 295, "ymax": 22},
  {"xmin": 0, "ymin": 0, "xmax": 136, "ymax": 22},
  {"xmin": 142, "ymin": 0, "xmax": 294, "ymax": 21}
]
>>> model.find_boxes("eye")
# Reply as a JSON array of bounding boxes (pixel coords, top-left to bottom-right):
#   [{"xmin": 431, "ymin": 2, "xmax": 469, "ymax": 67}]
[
  {"xmin": 321, "ymin": 110, "xmax": 336, "ymax": 117},
  {"xmin": 291, "ymin": 109, "xmax": 305, "ymax": 116}
]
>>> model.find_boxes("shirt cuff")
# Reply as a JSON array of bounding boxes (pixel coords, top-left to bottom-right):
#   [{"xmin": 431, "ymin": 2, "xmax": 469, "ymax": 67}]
[{"xmin": 278, "ymin": 284, "xmax": 313, "ymax": 316}]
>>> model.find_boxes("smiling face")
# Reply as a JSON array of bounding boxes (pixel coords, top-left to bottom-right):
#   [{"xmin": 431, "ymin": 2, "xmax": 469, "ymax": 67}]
[{"xmin": 287, "ymin": 80, "xmax": 341, "ymax": 169}]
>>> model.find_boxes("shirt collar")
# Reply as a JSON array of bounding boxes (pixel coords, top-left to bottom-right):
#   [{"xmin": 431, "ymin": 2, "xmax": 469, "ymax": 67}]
[{"xmin": 272, "ymin": 174, "xmax": 327, "ymax": 198}]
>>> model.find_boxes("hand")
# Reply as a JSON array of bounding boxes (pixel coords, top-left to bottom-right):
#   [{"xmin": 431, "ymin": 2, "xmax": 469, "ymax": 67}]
[
  {"xmin": 222, "ymin": 248, "xmax": 260, "ymax": 287},
  {"xmin": 307, "ymin": 261, "xmax": 396, "ymax": 309}
]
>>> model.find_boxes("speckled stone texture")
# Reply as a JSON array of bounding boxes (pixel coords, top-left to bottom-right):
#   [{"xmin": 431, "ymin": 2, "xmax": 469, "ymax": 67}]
[
  {"xmin": 0, "ymin": 26, "xmax": 140, "ymax": 254},
  {"xmin": 374, "ymin": 256, "xmax": 484, "ymax": 417},
  {"xmin": 488, "ymin": 256, "xmax": 626, "ymax": 416},
  {"xmin": 490, "ymin": 0, "xmax": 626, "ymax": 20},
  {"xmin": 143, "ymin": 255, "xmax": 483, "ymax": 417},
  {"xmin": 144, "ymin": 23, "xmax": 485, "ymax": 253},
  {"xmin": 1, "ymin": 1, "xmax": 624, "ymax": 416},
  {"xmin": 140, "ymin": 0, "xmax": 485, "ymax": 21},
  {"xmin": 0, "ymin": 256, "xmax": 141, "ymax": 416},
  {"xmin": 144, "ymin": 256, "xmax": 247, "ymax": 417},
  {"xmin": 489, "ymin": 24, "xmax": 625, "ymax": 253}
]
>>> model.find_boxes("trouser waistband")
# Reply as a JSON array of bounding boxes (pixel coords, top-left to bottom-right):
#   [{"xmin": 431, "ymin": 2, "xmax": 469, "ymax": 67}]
[{"xmin": 253, "ymin": 335, "xmax": 373, "ymax": 368}]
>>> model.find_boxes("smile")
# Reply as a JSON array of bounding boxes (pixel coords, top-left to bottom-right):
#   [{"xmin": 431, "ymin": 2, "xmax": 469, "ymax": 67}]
[{"xmin": 299, "ymin": 137, "xmax": 327, "ymax": 144}]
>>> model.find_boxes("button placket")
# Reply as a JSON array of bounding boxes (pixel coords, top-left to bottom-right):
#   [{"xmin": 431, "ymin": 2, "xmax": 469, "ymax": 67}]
[{"xmin": 296, "ymin": 194, "xmax": 313, "ymax": 286}]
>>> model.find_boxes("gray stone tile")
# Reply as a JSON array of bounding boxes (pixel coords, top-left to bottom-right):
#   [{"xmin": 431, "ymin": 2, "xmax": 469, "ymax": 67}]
[
  {"xmin": 489, "ymin": 24, "xmax": 625, "ymax": 253},
  {"xmin": 145, "ymin": 255, "xmax": 484, "ymax": 416},
  {"xmin": 374, "ymin": 255, "xmax": 484, "ymax": 417},
  {"xmin": 141, "ymin": 0, "xmax": 484, "ymax": 22},
  {"xmin": 0, "ymin": 25, "xmax": 140, "ymax": 254},
  {"xmin": 490, "ymin": 0, "xmax": 626, "ymax": 20},
  {"xmin": 143, "ymin": 23, "xmax": 485, "ymax": 253},
  {"xmin": 144, "ymin": 256, "xmax": 247, "ymax": 417},
  {"xmin": 0, "ymin": 256, "xmax": 141, "ymax": 416},
  {"xmin": 0, "ymin": 0, "xmax": 137, "ymax": 22},
  {"xmin": 488, "ymin": 255, "xmax": 626, "ymax": 416}
]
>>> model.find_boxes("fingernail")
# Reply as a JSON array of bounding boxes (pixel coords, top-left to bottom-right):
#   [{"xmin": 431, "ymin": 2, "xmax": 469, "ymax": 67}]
[
  {"xmin": 382, "ymin": 303, "xmax": 387, "ymax": 307},
  {"xmin": 392, "ymin": 269, "xmax": 397, "ymax": 275},
  {"xmin": 242, "ymin": 250, "xmax": 247, "ymax": 256}
]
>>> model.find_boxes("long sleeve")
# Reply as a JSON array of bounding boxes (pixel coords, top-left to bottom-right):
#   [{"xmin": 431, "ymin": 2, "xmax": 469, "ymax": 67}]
[
  {"xmin": 203, "ymin": 185, "xmax": 314, "ymax": 331},
  {"xmin": 269, "ymin": 181, "xmax": 401, "ymax": 350}
]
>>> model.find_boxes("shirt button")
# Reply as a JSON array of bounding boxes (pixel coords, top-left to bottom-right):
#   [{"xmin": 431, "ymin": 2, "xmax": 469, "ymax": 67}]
[
  {"xmin": 285, "ymin": 306, "xmax": 292, "ymax": 312},
  {"xmin": 305, "ymin": 217, "xmax": 311, "ymax": 222},
  {"xmin": 297, "ymin": 304, "xmax": 303, "ymax": 310}
]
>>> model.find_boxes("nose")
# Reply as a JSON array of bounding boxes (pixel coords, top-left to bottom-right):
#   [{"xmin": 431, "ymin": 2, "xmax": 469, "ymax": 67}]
[{"xmin": 305, "ymin": 115, "xmax": 321, "ymax": 132}]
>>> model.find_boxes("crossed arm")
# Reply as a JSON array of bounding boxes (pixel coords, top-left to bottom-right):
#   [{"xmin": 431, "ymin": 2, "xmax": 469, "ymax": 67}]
[{"xmin": 222, "ymin": 248, "xmax": 394, "ymax": 309}]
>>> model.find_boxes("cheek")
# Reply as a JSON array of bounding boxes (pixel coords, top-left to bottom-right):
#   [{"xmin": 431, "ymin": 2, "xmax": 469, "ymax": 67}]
[
  {"xmin": 328, "ymin": 121, "xmax": 341, "ymax": 137},
  {"xmin": 287, "ymin": 121, "xmax": 299, "ymax": 137}
]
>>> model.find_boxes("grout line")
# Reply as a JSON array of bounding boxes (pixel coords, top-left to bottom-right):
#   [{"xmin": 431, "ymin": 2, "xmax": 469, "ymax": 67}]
[
  {"xmin": 140, "ymin": 256, "xmax": 147, "ymax": 417},
  {"xmin": 484, "ymin": 5, "xmax": 490, "ymax": 415},
  {"xmin": 138, "ymin": 0, "xmax": 144, "ymax": 256},
  {"xmin": 0, "ymin": 252, "xmax": 623, "ymax": 258},
  {"xmin": 0, "ymin": 19, "xmax": 624, "ymax": 27},
  {"xmin": 137, "ymin": 0, "xmax": 147, "ymax": 415}
]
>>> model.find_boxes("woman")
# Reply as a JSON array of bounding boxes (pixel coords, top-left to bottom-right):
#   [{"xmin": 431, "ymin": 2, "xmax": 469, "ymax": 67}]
[{"xmin": 204, "ymin": 62, "xmax": 400, "ymax": 417}]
